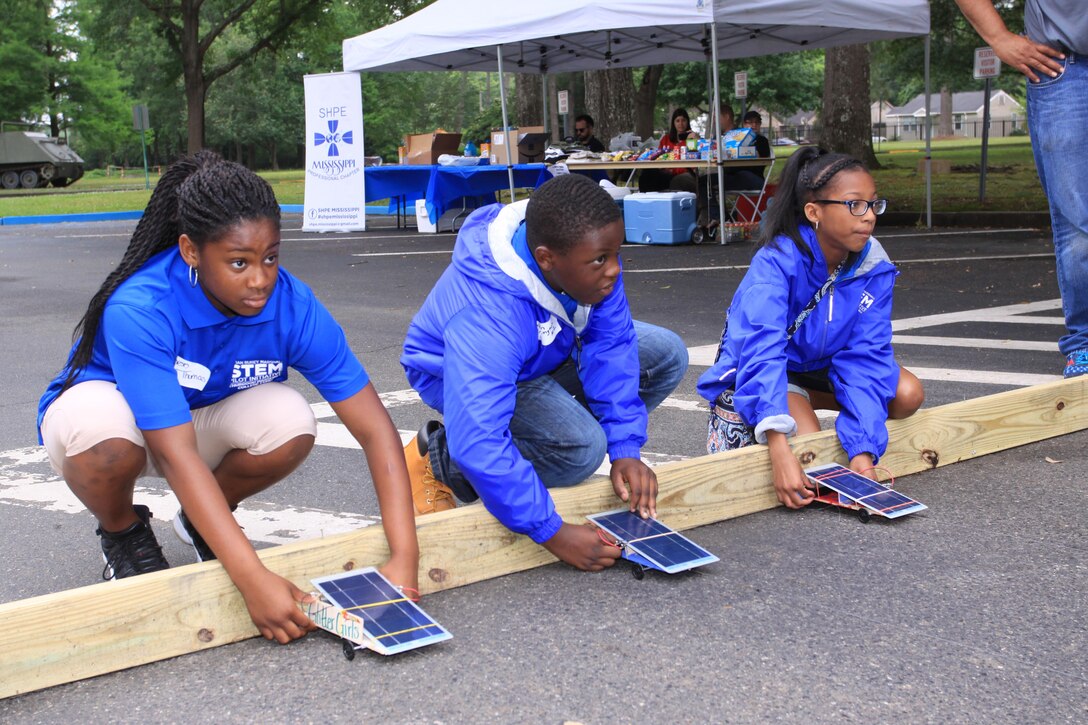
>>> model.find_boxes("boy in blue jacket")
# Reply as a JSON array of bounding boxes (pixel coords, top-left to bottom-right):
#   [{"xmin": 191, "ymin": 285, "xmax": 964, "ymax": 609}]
[{"xmin": 401, "ymin": 174, "xmax": 688, "ymax": 571}]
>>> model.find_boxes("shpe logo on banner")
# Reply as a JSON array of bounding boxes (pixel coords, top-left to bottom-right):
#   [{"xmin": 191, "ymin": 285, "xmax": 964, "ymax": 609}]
[
  {"xmin": 314, "ymin": 120, "xmax": 353, "ymax": 157},
  {"xmin": 308, "ymin": 118, "xmax": 359, "ymax": 181}
]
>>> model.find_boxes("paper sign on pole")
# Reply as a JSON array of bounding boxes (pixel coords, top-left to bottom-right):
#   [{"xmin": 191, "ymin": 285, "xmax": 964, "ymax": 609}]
[
  {"xmin": 303, "ymin": 72, "xmax": 366, "ymax": 232},
  {"xmin": 973, "ymin": 47, "xmax": 1001, "ymax": 80},
  {"xmin": 557, "ymin": 90, "xmax": 570, "ymax": 115},
  {"xmin": 734, "ymin": 72, "xmax": 748, "ymax": 99}
]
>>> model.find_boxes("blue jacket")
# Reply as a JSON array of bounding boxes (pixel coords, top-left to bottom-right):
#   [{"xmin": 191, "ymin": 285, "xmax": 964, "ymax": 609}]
[
  {"xmin": 696, "ymin": 227, "xmax": 900, "ymax": 461},
  {"xmin": 401, "ymin": 201, "xmax": 646, "ymax": 544}
]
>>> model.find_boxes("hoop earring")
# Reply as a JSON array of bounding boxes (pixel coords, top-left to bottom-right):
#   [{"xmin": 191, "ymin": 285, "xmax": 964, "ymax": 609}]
[{"xmin": 188, "ymin": 266, "xmax": 199, "ymax": 287}]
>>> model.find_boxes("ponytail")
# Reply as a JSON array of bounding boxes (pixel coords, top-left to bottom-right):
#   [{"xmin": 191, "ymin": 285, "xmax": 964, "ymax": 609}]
[
  {"xmin": 757, "ymin": 146, "xmax": 865, "ymax": 257},
  {"xmin": 61, "ymin": 151, "xmax": 280, "ymax": 389}
]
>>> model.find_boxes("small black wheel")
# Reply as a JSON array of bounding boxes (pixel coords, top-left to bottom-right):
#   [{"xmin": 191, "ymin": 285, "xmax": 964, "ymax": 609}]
[
  {"xmin": 630, "ymin": 563, "xmax": 645, "ymax": 580},
  {"xmin": 692, "ymin": 227, "xmax": 705, "ymax": 245},
  {"xmin": 341, "ymin": 638, "xmax": 357, "ymax": 661},
  {"xmin": 857, "ymin": 508, "xmax": 872, "ymax": 524}
]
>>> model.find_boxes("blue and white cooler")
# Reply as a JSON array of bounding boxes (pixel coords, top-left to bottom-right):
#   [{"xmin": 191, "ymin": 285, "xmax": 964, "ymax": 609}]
[{"xmin": 623, "ymin": 191, "xmax": 697, "ymax": 245}]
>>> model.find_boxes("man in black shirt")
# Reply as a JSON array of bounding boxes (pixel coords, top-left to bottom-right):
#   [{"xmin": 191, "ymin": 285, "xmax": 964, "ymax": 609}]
[{"xmin": 573, "ymin": 114, "xmax": 606, "ymax": 153}]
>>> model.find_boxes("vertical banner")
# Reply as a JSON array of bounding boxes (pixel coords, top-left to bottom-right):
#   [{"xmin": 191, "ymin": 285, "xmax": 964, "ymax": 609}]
[{"xmin": 303, "ymin": 72, "xmax": 365, "ymax": 232}]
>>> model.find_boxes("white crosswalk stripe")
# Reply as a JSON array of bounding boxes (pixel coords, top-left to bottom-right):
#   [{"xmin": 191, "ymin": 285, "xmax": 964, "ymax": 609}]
[{"xmin": 0, "ymin": 298, "xmax": 1067, "ymax": 544}]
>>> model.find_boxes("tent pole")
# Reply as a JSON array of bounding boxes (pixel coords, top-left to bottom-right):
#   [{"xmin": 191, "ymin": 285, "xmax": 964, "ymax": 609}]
[
  {"xmin": 924, "ymin": 35, "xmax": 932, "ymax": 229},
  {"xmin": 541, "ymin": 72, "xmax": 549, "ymax": 139},
  {"xmin": 496, "ymin": 45, "xmax": 516, "ymax": 200},
  {"xmin": 710, "ymin": 23, "xmax": 726, "ymax": 244}
]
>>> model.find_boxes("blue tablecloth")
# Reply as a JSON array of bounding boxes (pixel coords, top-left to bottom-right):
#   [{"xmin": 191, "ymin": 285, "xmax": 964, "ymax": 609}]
[
  {"xmin": 363, "ymin": 163, "xmax": 551, "ymax": 225},
  {"xmin": 363, "ymin": 166, "xmax": 433, "ymax": 208},
  {"xmin": 425, "ymin": 164, "xmax": 550, "ymax": 223}
]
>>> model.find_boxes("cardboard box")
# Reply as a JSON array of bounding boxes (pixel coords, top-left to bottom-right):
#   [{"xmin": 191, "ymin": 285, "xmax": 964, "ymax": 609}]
[
  {"xmin": 404, "ymin": 130, "xmax": 462, "ymax": 165},
  {"xmin": 489, "ymin": 126, "xmax": 545, "ymax": 165},
  {"xmin": 721, "ymin": 128, "xmax": 758, "ymax": 160}
]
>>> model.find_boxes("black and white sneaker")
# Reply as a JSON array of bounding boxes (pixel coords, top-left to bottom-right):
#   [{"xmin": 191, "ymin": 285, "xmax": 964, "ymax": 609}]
[
  {"xmin": 173, "ymin": 508, "xmax": 217, "ymax": 562},
  {"xmin": 96, "ymin": 504, "xmax": 170, "ymax": 580}
]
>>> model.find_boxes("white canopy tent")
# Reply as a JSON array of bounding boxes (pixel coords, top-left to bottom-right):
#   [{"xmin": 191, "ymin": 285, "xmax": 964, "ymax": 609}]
[{"xmin": 343, "ymin": 0, "xmax": 933, "ymax": 227}]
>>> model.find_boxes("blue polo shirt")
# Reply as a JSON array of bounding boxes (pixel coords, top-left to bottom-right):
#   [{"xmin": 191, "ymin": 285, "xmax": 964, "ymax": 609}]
[{"xmin": 38, "ymin": 248, "xmax": 369, "ymax": 439}]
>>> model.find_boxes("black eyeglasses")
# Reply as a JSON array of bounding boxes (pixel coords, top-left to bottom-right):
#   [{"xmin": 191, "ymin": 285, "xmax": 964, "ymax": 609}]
[{"xmin": 813, "ymin": 198, "xmax": 888, "ymax": 216}]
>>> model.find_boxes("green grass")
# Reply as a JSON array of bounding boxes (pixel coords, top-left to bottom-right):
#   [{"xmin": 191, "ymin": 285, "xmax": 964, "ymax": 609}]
[{"xmin": 0, "ymin": 138, "xmax": 1046, "ymax": 218}]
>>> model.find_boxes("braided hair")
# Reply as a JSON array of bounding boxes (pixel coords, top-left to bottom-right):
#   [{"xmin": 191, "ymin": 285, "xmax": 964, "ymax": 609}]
[
  {"xmin": 62, "ymin": 151, "xmax": 280, "ymax": 389},
  {"xmin": 758, "ymin": 146, "xmax": 866, "ymax": 258},
  {"xmin": 526, "ymin": 174, "xmax": 621, "ymax": 254}
]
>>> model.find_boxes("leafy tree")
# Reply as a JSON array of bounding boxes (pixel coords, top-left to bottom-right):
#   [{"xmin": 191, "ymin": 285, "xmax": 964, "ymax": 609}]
[
  {"xmin": 871, "ymin": 0, "xmax": 1027, "ymax": 135},
  {"xmin": 87, "ymin": 0, "xmax": 333, "ymax": 153},
  {"xmin": 0, "ymin": 0, "xmax": 51, "ymax": 125}
]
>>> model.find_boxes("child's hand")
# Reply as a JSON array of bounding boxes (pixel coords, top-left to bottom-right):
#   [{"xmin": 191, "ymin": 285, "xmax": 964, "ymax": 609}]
[
  {"xmin": 767, "ymin": 433, "xmax": 815, "ymax": 509},
  {"xmin": 236, "ymin": 566, "xmax": 318, "ymax": 644},
  {"xmin": 849, "ymin": 453, "xmax": 877, "ymax": 481},
  {"xmin": 541, "ymin": 522, "xmax": 622, "ymax": 571},
  {"xmin": 610, "ymin": 457, "xmax": 658, "ymax": 519},
  {"xmin": 380, "ymin": 552, "xmax": 420, "ymax": 597}
]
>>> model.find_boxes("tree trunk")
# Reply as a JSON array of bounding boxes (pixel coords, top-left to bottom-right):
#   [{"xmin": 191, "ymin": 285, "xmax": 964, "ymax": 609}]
[
  {"xmin": 515, "ymin": 73, "xmax": 543, "ymax": 127},
  {"xmin": 938, "ymin": 85, "xmax": 954, "ymax": 137},
  {"xmin": 634, "ymin": 66, "xmax": 663, "ymax": 140},
  {"xmin": 455, "ymin": 71, "xmax": 468, "ymax": 131},
  {"xmin": 269, "ymin": 139, "xmax": 279, "ymax": 171},
  {"xmin": 181, "ymin": 1, "xmax": 205, "ymax": 152},
  {"xmin": 820, "ymin": 44, "xmax": 878, "ymax": 169},
  {"xmin": 584, "ymin": 67, "xmax": 635, "ymax": 148},
  {"xmin": 548, "ymin": 75, "xmax": 560, "ymax": 142}
]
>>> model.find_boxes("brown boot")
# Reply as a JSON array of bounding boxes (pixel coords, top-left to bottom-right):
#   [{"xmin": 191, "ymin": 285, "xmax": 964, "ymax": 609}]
[{"xmin": 404, "ymin": 421, "xmax": 456, "ymax": 515}]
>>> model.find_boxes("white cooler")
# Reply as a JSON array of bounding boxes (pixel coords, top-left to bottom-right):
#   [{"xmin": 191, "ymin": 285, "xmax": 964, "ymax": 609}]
[{"xmin": 623, "ymin": 191, "xmax": 697, "ymax": 245}]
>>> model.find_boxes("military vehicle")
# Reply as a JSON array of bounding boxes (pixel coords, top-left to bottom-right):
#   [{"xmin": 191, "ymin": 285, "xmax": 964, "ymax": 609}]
[{"xmin": 0, "ymin": 131, "xmax": 85, "ymax": 189}]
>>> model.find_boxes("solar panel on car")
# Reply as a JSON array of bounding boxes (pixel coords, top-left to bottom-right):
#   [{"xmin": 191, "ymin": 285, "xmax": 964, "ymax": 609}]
[
  {"xmin": 587, "ymin": 509, "xmax": 719, "ymax": 574},
  {"xmin": 805, "ymin": 463, "xmax": 927, "ymax": 519},
  {"xmin": 311, "ymin": 568, "xmax": 452, "ymax": 655}
]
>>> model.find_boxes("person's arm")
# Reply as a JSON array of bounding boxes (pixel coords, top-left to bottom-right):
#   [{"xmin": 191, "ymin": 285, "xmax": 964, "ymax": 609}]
[
  {"xmin": 144, "ymin": 424, "xmax": 317, "ymax": 644},
  {"xmin": 576, "ymin": 273, "xmax": 658, "ymax": 517},
  {"xmin": 766, "ymin": 430, "xmax": 815, "ymax": 508},
  {"xmin": 828, "ymin": 272, "xmax": 900, "ymax": 472},
  {"xmin": 442, "ymin": 306, "xmax": 618, "ymax": 571},
  {"xmin": 954, "ymin": 0, "xmax": 1064, "ymax": 82},
  {"xmin": 329, "ymin": 384, "xmax": 419, "ymax": 593}
]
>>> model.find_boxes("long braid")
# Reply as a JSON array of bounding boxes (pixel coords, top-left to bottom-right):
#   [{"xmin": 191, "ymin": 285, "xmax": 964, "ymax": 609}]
[
  {"xmin": 758, "ymin": 146, "xmax": 865, "ymax": 258},
  {"xmin": 61, "ymin": 151, "xmax": 279, "ymax": 390}
]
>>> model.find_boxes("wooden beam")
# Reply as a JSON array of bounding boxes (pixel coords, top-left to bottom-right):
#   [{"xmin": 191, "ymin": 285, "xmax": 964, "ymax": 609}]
[{"xmin": 1, "ymin": 377, "xmax": 1085, "ymax": 698}]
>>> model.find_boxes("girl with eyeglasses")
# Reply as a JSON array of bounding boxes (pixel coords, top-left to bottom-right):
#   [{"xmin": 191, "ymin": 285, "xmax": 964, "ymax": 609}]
[{"xmin": 697, "ymin": 146, "xmax": 924, "ymax": 509}]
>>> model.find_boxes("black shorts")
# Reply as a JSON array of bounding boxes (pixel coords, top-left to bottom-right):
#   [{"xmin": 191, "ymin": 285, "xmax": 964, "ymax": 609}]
[{"xmin": 787, "ymin": 368, "xmax": 833, "ymax": 395}]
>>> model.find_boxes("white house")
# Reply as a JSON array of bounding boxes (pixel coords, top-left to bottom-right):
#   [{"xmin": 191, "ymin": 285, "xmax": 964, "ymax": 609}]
[{"xmin": 884, "ymin": 89, "xmax": 1024, "ymax": 140}]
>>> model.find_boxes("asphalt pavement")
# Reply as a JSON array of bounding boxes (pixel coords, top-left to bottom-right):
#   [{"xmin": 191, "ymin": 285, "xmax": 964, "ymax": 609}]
[{"xmin": 0, "ymin": 215, "xmax": 1084, "ymax": 723}]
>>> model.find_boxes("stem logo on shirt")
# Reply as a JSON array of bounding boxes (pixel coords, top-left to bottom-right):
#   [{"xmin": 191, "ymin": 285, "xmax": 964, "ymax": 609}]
[
  {"xmin": 175, "ymin": 356, "xmax": 211, "ymax": 391},
  {"xmin": 858, "ymin": 291, "xmax": 875, "ymax": 314},
  {"xmin": 537, "ymin": 315, "xmax": 562, "ymax": 346},
  {"xmin": 231, "ymin": 359, "xmax": 285, "ymax": 390}
]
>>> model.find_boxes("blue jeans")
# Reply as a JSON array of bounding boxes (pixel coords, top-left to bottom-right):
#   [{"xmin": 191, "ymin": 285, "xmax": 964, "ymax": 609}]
[
  {"xmin": 1028, "ymin": 51, "xmax": 1088, "ymax": 355},
  {"xmin": 428, "ymin": 320, "xmax": 688, "ymax": 502}
]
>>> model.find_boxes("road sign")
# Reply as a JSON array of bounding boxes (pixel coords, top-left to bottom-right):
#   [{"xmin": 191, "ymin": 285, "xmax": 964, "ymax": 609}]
[
  {"xmin": 132, "ymin": 104, "xmax": 150, "ymax": 132},
  {"xmin": 973, "ymin": 47, "xmax": 1001, "ymax": 80},
  {"xmin": 734, "ymin": 72, "xmax": 748, "ymax": 99},
  {"xmin": 557, "ymin": 90, "xmax": 569, "ymax": 115}
]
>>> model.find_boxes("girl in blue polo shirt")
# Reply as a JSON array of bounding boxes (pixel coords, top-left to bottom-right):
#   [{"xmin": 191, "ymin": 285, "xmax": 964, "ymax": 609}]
[
  {"xmin": 38, "ymin": 151, "xmax": 419, "ymax": 644},
  {"xmin": 698, "ymin": 147, "xmax": 924, "ymax": 510}
]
